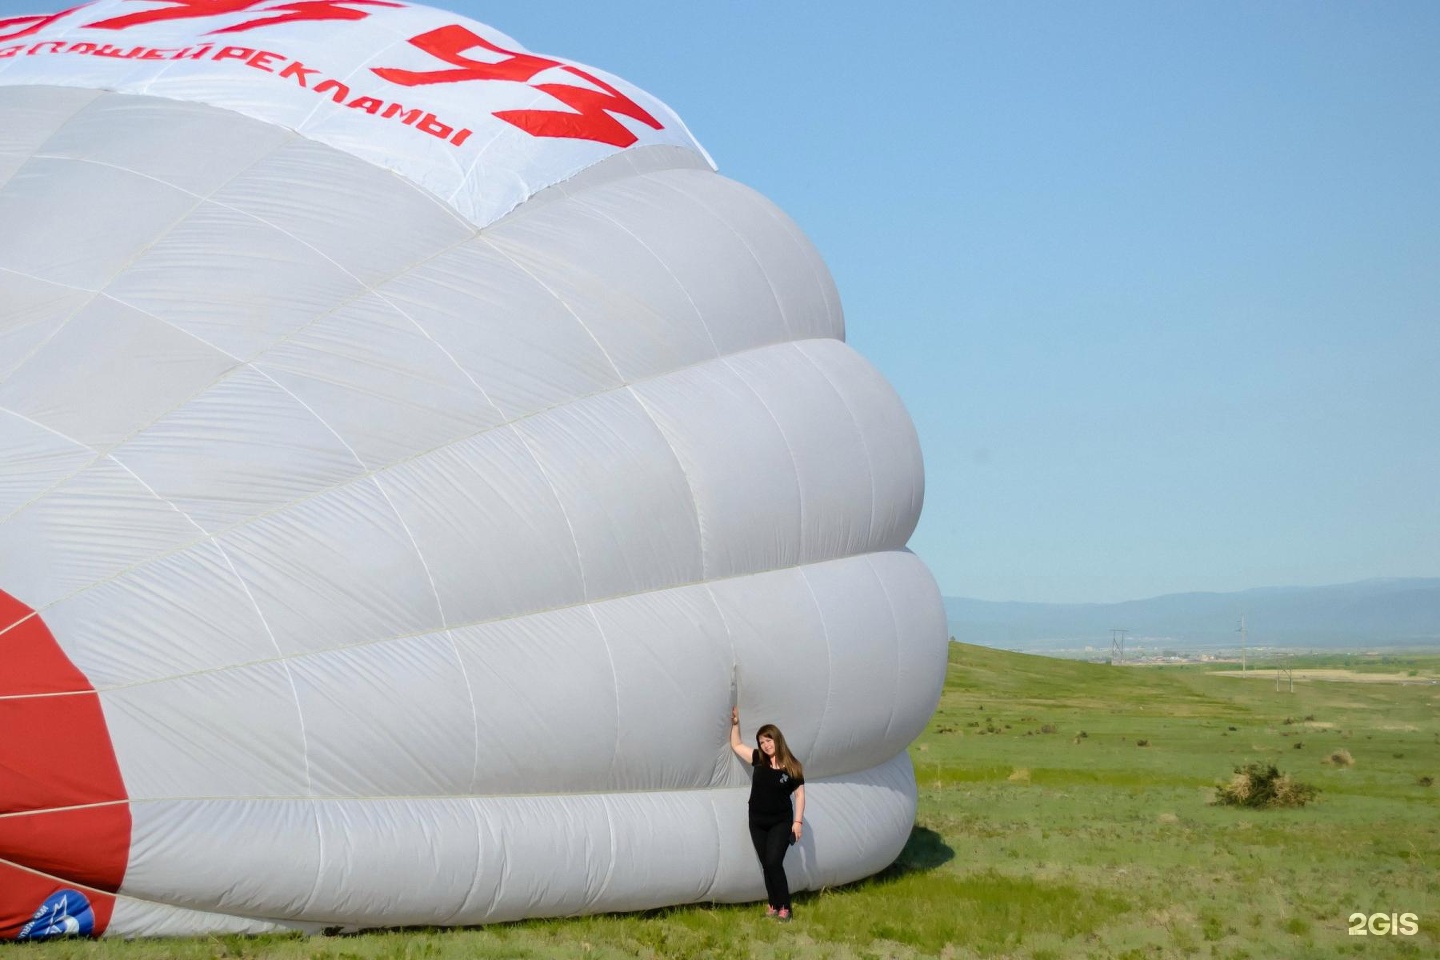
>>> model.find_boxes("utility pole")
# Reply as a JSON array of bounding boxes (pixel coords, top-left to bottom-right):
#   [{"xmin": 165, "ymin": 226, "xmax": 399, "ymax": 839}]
[
  {"xmin": 1236, "ymin": 616, "xmax": 1247, "ymax": 673},
  {"xmin": 1110, "ymin": 628, "xmax": 1128, "ymax": 665},
  {"xmin": 1276, "ymin": 654, "xmax": 1294, "ymax": 693}
]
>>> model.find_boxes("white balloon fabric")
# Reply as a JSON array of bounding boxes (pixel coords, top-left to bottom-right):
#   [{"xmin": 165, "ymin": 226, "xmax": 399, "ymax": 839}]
[{"xmin": 0, "ymin": 0, "xmax": 947, "ymax": 940}]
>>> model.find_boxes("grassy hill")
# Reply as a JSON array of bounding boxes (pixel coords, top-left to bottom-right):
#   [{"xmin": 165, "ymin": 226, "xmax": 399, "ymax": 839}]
[{"xmin": 16, "ymin": 644, "xmax": 1440, "ymax": 959}]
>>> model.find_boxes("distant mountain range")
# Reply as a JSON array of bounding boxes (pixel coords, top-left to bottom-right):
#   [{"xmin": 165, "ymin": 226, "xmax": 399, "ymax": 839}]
[{"xmin": 944, "ymin": 578, "xmax": 1440, "ymax": 655}]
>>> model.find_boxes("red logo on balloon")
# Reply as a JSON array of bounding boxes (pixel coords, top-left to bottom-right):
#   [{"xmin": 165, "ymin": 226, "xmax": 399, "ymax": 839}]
[
  {"xmin": 4, "ymin": 1, "xmax": 667, "ymax": 148},
  {"xmin": 373, "ymin": 25, "xmax": 664, "ymax": 148},
  {"xmin": 84, "ymin": 0, "xmax": 400, "ymax": 34}
]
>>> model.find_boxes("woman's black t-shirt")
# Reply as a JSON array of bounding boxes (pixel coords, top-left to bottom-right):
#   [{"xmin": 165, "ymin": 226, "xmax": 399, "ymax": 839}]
[{"xmin": 749, "ymin": 748, "xmax": 804, "ymax": 822}]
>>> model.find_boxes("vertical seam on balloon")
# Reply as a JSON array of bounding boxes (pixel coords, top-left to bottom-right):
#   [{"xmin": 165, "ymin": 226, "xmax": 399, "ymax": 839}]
[
  {"xmin": 580, "ymin": 603, "xmax": 624, "ymax": 791},
  {"xmin": 204, "ymin": 539, "xmax": 315, "ymax": 801},
  {"xmin": 646, "ymin": 174, "xmax": 795, "ymax": 343},
  {"xmin": 505, "ymin": 422, "xmax": 590, "ymax": 600},
  {"xmin": 793, "ymin": 342, "xmax": 880, "ymax": 548},
  {"xmin": 864, "ymin": 554, "xmax": 903, "ymax": 748},
  {"xmin": 702, "ymin": 791, "xmax": 725, "ymax": 904},
  {"xmin": 719, "ymin": 355, "xmax": 805, "ymax": 559},
  {"xmin": 447, "ymin": 801, "xmax": 488, "ymax": 925},
  {"xmin": 566, "ymin": 192, "xmax": 723, "ymax": 360},
  {"xmin": 751, "ymin": 192, "xmax": 844, "ymax": 339},
  {"xmin": 369, "ymin": 473, "xmax": 482, "ymax": 795},
  {"xmin": 625, "ymin": 386, "xmax": 707, "ymax": 581},
  {"xmin": 586, "ymin": 795, "xmax": 620, "ymax": 911},
  {"xmin": 474, "ymin": 235, "xmax": 627, "ymax": 385},
  {"xmin": 795, "ymin": 568, "xmax": 836, "ymax": 768},
  {"xmin": 491, "ymin": 804, "xmax": 512, "ymax": 919}
]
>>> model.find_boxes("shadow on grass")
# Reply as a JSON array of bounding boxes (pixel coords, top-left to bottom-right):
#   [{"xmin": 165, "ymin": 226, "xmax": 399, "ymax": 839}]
[
  {"xmin": 884, "ymin": 825, "xmax": 956, "ymax": 876},
  {"xmin": 790, "ymin": 824, "xmax": 954, "ymax": 906}
]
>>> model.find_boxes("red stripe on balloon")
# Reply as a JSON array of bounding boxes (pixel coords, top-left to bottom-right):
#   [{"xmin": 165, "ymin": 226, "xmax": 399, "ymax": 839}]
[
  {"xmin": 1, "ymin": 589, "xmax": 129, "ymax": 938},
  {"xmin": 0, "ymin": 589, "xmax": 93, "ymax": 696}
]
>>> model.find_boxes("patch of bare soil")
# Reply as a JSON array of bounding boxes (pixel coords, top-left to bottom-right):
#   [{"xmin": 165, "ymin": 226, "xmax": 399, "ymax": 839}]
[{"xmin": 1210, "ymin": 668, "xmax": 1437, "ymax": 684}]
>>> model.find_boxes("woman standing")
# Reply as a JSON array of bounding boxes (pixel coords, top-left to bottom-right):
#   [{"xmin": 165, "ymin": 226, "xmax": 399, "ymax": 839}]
[{"xmin": 730, "ymin": 706, "xmax": 805, "ymax": 922}]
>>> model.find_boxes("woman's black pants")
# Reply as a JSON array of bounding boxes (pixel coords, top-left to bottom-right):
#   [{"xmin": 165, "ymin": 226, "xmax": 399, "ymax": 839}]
[{"xmin": 748, "ymin": 817, "xmax": 793, "ymax": 910}]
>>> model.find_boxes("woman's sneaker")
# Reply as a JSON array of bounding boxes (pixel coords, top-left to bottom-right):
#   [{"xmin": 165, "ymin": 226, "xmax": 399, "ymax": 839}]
[{"xmin": 777, "ymin": 908, "xmax": 792, "ymax": 923}]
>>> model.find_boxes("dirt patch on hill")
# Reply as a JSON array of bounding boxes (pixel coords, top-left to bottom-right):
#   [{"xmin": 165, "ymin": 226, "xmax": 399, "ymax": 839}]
[{"xmin": 1210, "ymin": 669, "xmax": 1437, "ymax": 685}]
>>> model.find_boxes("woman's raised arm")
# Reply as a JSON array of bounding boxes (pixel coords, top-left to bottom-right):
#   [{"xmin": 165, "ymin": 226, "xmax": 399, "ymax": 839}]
[{"xmin": 729, "ymin": 706, "xmax": 753, "ymax": 761}]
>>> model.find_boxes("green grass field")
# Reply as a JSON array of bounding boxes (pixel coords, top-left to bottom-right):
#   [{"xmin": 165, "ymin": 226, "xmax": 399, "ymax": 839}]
[{"xmin": 13, "ymin": 643, "xmax": 1439, "ymax": 959}]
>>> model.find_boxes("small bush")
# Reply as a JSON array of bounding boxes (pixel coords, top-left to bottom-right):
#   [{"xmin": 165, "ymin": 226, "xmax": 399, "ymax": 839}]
[
  {"xmin": 1136, "ymin": 739, "xmax": 1150, "ymax": 747},
  {"xmin": 1418, "ymin": 776, "xmax": 1434, "ymax": 787},
  {"xmin": 1293, "ymin": 741, "xmax": 1303, "ymax": 749},
  {"xmin": 1326, "ymin": 749, "xmax": 1354, "ymax": 767},
  {"xmin": 1227, "ymin": 726, "xmax": 1238, "ymax": 731},
  {"xmin": 1039, "ymin": 723, "xmax": 1058, "ymax": 734},
  {"xmin": 1212, "ymin": 762, "xmax": 1318, "ymax": 809}
]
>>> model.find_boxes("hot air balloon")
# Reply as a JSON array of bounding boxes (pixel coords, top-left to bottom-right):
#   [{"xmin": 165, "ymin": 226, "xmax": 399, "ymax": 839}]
[{"xmin": 0, "ymin": 0, "xmax": 947, "ymax": 938}]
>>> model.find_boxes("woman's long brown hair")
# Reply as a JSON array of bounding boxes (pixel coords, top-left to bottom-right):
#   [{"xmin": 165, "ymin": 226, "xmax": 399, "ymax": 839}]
[{"xmin": 755, "ymin": 724, "xmax": 804, "ymax": 780}]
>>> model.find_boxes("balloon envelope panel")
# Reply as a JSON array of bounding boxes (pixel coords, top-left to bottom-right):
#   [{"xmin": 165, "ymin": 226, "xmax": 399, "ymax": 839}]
[{"xmin": 0, "ymin": 1, "xmax": 946, "ymax": 938}]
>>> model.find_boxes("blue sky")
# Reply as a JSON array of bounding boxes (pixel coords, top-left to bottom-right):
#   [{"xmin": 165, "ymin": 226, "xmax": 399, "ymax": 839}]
[
  {"xmin": 490, "ymin": 1, "xmax": 1440, "ymax": 603},
  {"xmin": 5, "ymin": 0, "xmax": 1437, "ymax": 603}
]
